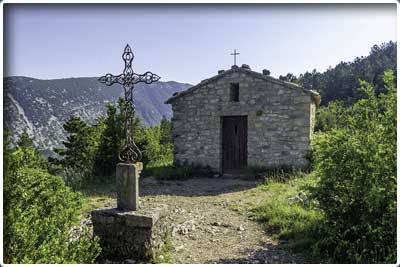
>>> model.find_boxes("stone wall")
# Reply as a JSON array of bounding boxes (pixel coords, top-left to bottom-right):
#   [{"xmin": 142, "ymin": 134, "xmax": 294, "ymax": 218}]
[
  {"xmin": 310, "ymin": 102, "xmax": 317, "ymax": 136},
  {"xmin": 91, "ymin": 203, "xmax": 169, "ymax": 262},
  {"xmin": 169, "ymin": 69, "xmax": 316, "ymax": 172}
]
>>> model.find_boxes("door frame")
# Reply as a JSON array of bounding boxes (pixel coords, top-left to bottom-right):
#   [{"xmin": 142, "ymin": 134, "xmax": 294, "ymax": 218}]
[{"xmin": 221, "ymin": 115, "xmax": 248, "ymax": 174}]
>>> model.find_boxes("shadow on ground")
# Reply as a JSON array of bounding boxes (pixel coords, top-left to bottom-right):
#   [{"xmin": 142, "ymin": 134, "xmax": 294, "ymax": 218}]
[
  {"xmin": 139, "ymin": 176, "xmax": 262, "ymax": 197},
  {"xmin": 208, "ymin": 242, "xmax": 305, "ymax": 264}
]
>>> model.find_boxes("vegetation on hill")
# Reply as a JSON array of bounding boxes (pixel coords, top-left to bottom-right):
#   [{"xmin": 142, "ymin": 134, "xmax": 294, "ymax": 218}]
[
  {"xmin": 279, "ymin": 41, "xmax": 396, "ymax": 105},
  {"xmin": 49, "ymin": 97, "xmax": 174, "ymax": 183}
]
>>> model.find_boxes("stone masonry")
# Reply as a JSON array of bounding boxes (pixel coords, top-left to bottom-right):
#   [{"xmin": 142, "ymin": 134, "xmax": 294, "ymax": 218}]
[
  {"xmin": 165, "ymin": 65, "xmax": 320, "ymax": 172},
  {"xmin": 91, "ymin": 203, "xmax": 169, "ymax": 262},
  {"xmin": 91, "ymin": 162, "xmax": 169, "ymax": 262},
  {"xmin": 116, "ymin": 162, "xmax": 142, "ymax": 211}
]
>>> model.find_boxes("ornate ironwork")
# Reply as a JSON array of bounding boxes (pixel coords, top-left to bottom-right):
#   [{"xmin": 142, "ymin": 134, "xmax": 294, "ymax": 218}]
[{"xmin": 99, "ymin": 44, "xmax": 160, "ymax": 163}]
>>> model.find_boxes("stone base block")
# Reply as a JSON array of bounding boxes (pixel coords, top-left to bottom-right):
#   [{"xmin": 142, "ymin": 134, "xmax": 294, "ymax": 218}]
[
  {"xmin": 91, "ymin": 203, "xmax": 169, "ymax": 262},
  {"xmin": 116, "ymin": 162, "xmax": 143, "ymax": 211}
]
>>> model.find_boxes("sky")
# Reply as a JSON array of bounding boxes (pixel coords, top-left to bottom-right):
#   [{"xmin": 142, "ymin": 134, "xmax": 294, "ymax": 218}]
[{"xmin": 4, "ymin": 4, "xmax": 397, "ymax": 85}]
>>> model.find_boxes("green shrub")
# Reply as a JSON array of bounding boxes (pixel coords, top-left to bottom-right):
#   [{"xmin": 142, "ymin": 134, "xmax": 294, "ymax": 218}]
[
  {"xmin": 311, "ymin": 70, "xmax": 396, "ymax": 263},
  {"xmin": 4, "ymin": 147, "xmax": 101, "ymax": 263},
  {"xmin": 147, "ymin": 164, "xmax": 193, "ymax": 180},
  {"xmin": 138, "ymin": 125, "xmax": 173, "ymax": 168},
  {"xmin": 145, "ymin": 162, "xmax": 216, "ymax": 180},
  {"xmin": 58, "ymin": 167, "xmax": 86, "ymax": 191},
  {"xmin": 52, "ymin": 116, "xmax": 98, "ymax": 179},
  {"xmin": 151, "ymin": 231, "xmax": 173, "ymax": 263},
  {"xmin": 246, "ymin": 165, "xmax": 307, "ymax": 183},
  {"xmin": 314, "ymin": 100, "xmax": 350, "ymax": 132}
]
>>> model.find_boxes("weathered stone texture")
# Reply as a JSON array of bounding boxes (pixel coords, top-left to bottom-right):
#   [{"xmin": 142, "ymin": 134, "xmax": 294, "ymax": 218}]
[
  {"xmin": 167, "ymin": 67, "xmax": 319, "ymax": 171},
  {"xmin": 116, "ymin": 162, "xmax": 143, "ymax": 211},
  {"xmin": 91, "ymin": 203, "xmax": 169, "ymax": 262}
]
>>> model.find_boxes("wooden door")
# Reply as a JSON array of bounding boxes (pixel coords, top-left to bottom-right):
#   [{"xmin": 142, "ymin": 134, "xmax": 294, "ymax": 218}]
[{"xmin": 222, "ymin": 116, "xmax": 247, "ymax": 173}]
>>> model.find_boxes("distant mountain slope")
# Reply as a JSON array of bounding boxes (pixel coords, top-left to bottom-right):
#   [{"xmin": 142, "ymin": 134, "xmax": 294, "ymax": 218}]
[{"xmin": 4, "ymin": 76, "xmax": 191, "ymax": 154}]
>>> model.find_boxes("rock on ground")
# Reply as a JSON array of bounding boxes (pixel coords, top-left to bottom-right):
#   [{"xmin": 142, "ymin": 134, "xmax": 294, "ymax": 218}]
[{"xmin": 88, "ymin": 176, "xmax": 305, "ymax": 264}]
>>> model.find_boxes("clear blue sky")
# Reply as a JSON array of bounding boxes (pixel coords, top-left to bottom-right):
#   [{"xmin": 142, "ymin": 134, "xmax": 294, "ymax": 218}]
[{"xmin": 4, "ymin": 4, "xmax": 397, "ymax": 84}]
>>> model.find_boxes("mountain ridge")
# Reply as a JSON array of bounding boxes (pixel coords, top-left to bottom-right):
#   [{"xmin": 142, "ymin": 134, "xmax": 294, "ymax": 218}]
[{"xmin": 4, "ymin": 76, "xmax": 191, "ymax": 156}]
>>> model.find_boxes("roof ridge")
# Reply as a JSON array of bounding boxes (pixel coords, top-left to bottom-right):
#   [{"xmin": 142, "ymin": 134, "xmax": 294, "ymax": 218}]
[{"xmin": 165, "ymin": 66, "xmax": 320, "ymax": 104}]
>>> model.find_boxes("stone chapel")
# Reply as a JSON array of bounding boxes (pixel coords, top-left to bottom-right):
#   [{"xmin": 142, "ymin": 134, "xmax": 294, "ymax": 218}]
[{"xmin": 165, "ymin": 64, "xmax": 320, "ymax": 174}]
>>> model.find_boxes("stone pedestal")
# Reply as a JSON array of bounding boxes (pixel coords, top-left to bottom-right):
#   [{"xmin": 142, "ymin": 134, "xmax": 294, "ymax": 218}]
[
  {"xmin": 116, "ymin": 162, "xmax": 142, "ymax": 211},
  {"xmin": 91, "ymin": 203, "xmax": 169, "ymax": 262}
]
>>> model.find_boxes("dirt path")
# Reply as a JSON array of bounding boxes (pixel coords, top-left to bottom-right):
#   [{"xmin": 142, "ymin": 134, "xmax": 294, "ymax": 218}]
[
  {"xmin": 96, "ymin": 177, "xmax": 304, "ymax": 264},
  {"xmin": 143, "ymin": 177, "xmax": 305, "ymax": 264}
]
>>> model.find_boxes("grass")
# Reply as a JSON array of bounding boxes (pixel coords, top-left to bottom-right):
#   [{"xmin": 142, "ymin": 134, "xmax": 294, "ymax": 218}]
[
  {"xmin": 228, "ymin": 171, "xmax": 324, "ymax": 260},
  {"xmin": 78, "ymin": 179, "xmax": 115, "ymax": 217},
  {"xmin": 151, "ymin": 233, "xmax": 174, "ymax": 264},
  {"xmin": 245, "ymin": 165, "xmax": 309, "ymax": 183}
]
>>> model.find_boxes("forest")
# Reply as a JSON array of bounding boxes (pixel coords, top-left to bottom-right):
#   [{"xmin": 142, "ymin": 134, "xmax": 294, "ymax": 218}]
[{"xmin": 3, "ymin": 41, "xmax": 397, "ymax": 263}]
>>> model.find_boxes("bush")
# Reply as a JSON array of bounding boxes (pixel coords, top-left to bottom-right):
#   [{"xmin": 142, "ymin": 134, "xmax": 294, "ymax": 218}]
[
  {"xmin": 314, "ymin": 100, "xmax": 350, "ymax": 132},
  {"xmin": 145, "ymin": 162, "xmax": 216, "ymax": 180},
  {"xmin": 246, "ymin": 165, "xmax": 307, "ymax": 183},
  {"xmin": 59, "ymin": 167, "xmax": 85, "ymax": 191},
  {"xmin": 311, "ymin": 70, "xmax": 396, "ymax": 263},
  {"xmin": 138, "ymin": 125, "xmax": 173, "ymax": 168},
  {"xmin": 4, "ymin": 147, "xmax": 101, "ymax": 263}
]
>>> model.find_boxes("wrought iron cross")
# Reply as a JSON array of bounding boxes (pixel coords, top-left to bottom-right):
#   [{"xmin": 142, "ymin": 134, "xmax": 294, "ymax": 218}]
[
  {"xmin": 230, "ymin": 49, "xmax": 240, "ymax": 66},
  {"xmin": 98, "ymin": 44, "xmax": 160, "ymax": 163}
]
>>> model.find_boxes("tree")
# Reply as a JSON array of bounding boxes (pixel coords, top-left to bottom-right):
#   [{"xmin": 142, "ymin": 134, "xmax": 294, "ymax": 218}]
[
  {"xmin": 93, "ymin": 104, "xmax": 122, "ymax": 177},
  {"xmin": 15, "ymin": 130, "xmax": 49, "ymax": 170},
  {"xmin": 52, "ymin": 116, "xmax": 96, "ymax": 177},
  {"xmin": 17, "ymin": 130, "xmax": 34, "ymax": 148},
  {"xmin": 297, "ymin": 41, "xmax": 396, "ymax": 105},
  {"xmin": 93, "ymin": 98, "xmax": 141, "ymax": 177},
  {"xmin": 160, "ymin": 116, "xmax": 172, "ymax": 145},
  {"xmin": 138, "ymin": 125, "xmax": 173, "ymax": 168},
  {"xmin": 279, "ymin": 73, "xmax": 298, "ymax": 83}
]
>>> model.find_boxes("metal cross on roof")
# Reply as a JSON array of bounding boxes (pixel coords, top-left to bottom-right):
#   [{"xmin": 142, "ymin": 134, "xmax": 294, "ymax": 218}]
[
  {"xmin": 98, "ymin": 44, "xmax": 160, "ymax": 163},
  {"xmin": 230, "ymin": 49, "xmax": 240, "ymax": 66}
]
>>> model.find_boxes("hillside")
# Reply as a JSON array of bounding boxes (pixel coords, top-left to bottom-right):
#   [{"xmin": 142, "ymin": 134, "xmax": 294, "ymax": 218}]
[
  {"xmin": 278, "ymin": 41, "xmax": 397, "ymax": 105},
  {"xmin": 3, "ymin": 76, "xmax": 191, "ymax": 154}
]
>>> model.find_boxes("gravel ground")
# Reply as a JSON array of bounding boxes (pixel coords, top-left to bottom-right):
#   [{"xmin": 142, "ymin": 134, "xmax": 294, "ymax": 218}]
[{"xmin": 85, "ymin": 176, "xmax": 305, "ymax": 264}]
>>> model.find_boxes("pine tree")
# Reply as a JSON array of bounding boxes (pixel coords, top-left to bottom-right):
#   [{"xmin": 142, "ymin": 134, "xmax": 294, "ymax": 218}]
[
  {"xmin": 15, "ymin": 130, "xmax": 48, "ymax": 170},
  {"xmin": 53, "ymin": 116, "xmax": 96, "ymax": 177},
  {"xmin": 93, "ymin": 104, "xmax": 122, "ymax": 177},
  {"xmin": 17, "ymin": 131, "xmax": 34, "ymax": 149},
  {"xmin": 93, "ymin": 97, "xmax": 142, "ymax": 178}
]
